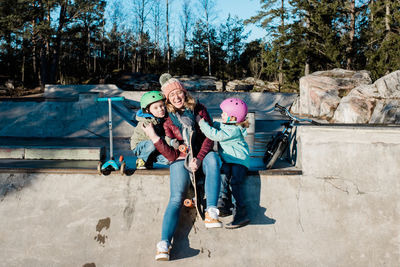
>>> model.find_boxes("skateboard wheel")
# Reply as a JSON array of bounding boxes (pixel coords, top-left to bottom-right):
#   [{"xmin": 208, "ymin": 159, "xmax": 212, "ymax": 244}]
[
  {"xmin": 119, "ymin": 155, "xmax": 124, "ymax": 162},
  {"xmin": 179, "ymin": 144, "xmax": 188, "ymax": 153},
  {"xmin": 184, "ymin": 199, "xmax": 194, "ymax": 208}
]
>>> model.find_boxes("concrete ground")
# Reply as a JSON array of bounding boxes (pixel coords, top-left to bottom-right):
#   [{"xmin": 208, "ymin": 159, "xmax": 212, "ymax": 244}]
[{"xmin": 0, "ymin": 170, "xmax": 398, "ymax": 267}]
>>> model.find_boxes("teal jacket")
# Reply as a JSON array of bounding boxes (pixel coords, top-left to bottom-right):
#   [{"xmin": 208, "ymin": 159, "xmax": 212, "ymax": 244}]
[{"xmin": 198, "ymin": 119, "xmax": 250, "ymax": 168}]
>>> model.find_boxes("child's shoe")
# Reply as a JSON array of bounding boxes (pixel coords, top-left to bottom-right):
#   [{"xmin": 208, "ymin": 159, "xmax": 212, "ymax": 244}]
[
  {"xmin": 225, "ymin": 215, "xmax": 250, "ymax": 229},
  {"xmin": 155, "ymin": 240, "xmax": 170, "ymax": 261},
  {"xmin": 204, "ymin": 207, "xmax": 222, "ymax": 228},
  {"xmin": 144, "ymin": 160, "xmax": 154, "ymax": 170},
  {"xmin": 136, "ymin": 158, "xmax": 146, "ymax": 170},
  {"xmin": 217, "ymin": 198, "xmax": 233, "ymax": 217}
]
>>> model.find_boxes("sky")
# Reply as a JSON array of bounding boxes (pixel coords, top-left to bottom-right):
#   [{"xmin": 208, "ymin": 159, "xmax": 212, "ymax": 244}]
[
  {"xmin": 211, "ymin": 0, "xmax": 266, "ymax": 41},
  {"xmin": 106, "ymin": 0, "xmax": 267, "ymax": 46}
]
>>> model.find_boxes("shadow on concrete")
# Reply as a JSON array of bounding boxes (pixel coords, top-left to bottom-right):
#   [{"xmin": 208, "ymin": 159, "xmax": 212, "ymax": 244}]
[
  {"xmin": 0, "ymin": 173, "xmax": 36, "ymax": 201},
  {"xmin": 245, "ymin": 174, "xmax": 276, "ymax": 226},
  {"xmin": 170, "ymin": 199, "xmax": 200, "ymax": 260}
]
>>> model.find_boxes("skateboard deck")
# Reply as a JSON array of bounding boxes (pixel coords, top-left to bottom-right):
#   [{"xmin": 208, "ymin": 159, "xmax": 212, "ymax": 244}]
[{"xmin": 183, "ymin": 132, "xmax": 206, "ymax": 220}]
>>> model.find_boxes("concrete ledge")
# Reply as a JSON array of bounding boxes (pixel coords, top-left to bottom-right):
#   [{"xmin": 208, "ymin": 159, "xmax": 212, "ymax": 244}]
[
  {"xmin": 296, "ymin": 125, "xmax": 400, "ymax": 179},
  {"xmin": 0, "ymin": 159, "xmax": 301, "ymax": 176},
  {"xmin": 0, "ymin": 147, "xmax": 25, "ymax": 159},
  {"xmin": 0, "ymin": 146, "xmax": 105, "ymax": 160}
]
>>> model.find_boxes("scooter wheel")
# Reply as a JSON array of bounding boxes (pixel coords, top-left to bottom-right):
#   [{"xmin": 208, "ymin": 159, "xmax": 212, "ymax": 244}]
[
  {"xmin": 97, "ymin": 161, "xmax": 103, "ymax": 175},
  {"xmin": 120, "ymin": 162, "xmax": 126, "ymax": 175},
  {"xmin": 101, "ymin": 168, "xmax": 112, "ymax": 176}
]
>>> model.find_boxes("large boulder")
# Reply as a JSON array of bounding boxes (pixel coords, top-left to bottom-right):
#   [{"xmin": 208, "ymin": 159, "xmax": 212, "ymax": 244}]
[
  {"xmin": 175, "ymin": 75, "xmax": 218, "ymax": 91},
  {"xmin": 293, "ymin": 68, "xmax": 372, "ymax": 120},
  {"xmin": 369, "ymin": 99, "xmax": 400, "ymax": 124},
  {"xmin": 333, "ymin": 70, "xmax": 400, "ymax": 123},
  {"xmin": 332, "ymin": 85, "xmax": 377, "ymax": 123}
]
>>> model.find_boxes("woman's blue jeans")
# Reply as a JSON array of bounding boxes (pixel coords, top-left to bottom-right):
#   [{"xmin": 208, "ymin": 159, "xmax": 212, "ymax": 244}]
[{"xmin": 161, "ymin": 151, "xmax": 221, "ymax": 243}]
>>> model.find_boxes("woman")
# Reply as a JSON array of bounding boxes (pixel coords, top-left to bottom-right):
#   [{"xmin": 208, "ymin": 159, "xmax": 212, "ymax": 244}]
[{"xmin": 142, "ymin": 74, "xmax": 222, "ymax": 261}]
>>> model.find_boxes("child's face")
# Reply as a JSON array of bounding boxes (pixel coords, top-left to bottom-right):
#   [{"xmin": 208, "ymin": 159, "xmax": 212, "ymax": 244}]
[{"xmin": 149, "ymin": 100, "xmax": 166, "ymax": 118}]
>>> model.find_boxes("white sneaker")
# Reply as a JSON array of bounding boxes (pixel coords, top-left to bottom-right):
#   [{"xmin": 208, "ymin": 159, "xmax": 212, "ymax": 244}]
[
  {"xmin": 205, "ymin": 207, "xmax": 222, "ymax": 228},
  {"xmin": 155, "ymin": 240, "xmax": 170, "ymax": 261}
]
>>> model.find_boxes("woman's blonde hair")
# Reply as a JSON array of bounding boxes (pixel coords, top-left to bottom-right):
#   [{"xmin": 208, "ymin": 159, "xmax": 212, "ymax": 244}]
[{"xmin": 166, "ymin": 92, "xmax": 196, "ymax": 113}]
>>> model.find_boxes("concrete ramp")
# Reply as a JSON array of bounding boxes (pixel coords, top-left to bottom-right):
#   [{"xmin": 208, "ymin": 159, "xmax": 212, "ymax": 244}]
[{"xmin": 0, "ymin": 170, "xmax": 398, "ymax": 266}]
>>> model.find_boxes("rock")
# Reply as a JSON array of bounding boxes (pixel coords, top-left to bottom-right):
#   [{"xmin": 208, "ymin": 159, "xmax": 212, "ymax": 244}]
[
  {"xmin": 294, "ymin": 68, "xmax": 374, "ymax": 121},
  {"xmin": 5, "ymin": 80, "xmax": 14, "ymax": 90},
  {"xmin": 369, "ymin": 100, "xmax": 400, "ymax": 124},
  {"xmin": 332, "ymin": 70, "xmax": 400, "ymax": 123},
  {"xmin": 332, "ymin": 87, "xmax": 376, "ymax": 123},
  {"xmin": 298, "ymin": 75, "xmax": 341, "ymax": 119},
  {"xmin": 374, "ymin": 70, "xmax": 400, "ymax": 98},
  {"xmin": 176, "ymin": 75, "xmax": 217, "ymax": 91}
]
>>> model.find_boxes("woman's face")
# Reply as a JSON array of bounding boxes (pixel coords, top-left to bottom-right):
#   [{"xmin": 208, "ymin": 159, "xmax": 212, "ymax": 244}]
[{"xmin": 169, "ymin": 89, "xmax": 186, "ymax": 109}]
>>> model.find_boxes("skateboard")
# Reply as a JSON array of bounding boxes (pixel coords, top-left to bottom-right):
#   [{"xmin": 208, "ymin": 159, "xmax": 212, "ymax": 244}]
[{"xmin": 183, "ymin": 132, "xmax": 206, "ymax": 220}]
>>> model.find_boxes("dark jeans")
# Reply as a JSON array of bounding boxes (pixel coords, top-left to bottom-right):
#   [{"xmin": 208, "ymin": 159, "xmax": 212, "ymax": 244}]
[{"xmin": 219, "ymin": 163, "xmax": 248, "ymax": 218}]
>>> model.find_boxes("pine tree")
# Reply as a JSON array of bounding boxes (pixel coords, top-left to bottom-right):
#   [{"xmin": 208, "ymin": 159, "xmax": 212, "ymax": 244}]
[
  {"xmin": 245, "ymin": 0, "xmax": 290, "ymax": 89},
  {"xmin": 364, "ymin": 0, "xmax": 400, "ymax": 79}
]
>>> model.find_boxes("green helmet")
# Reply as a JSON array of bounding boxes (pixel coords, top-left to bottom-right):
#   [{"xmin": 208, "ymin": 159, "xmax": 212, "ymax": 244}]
[{"xmin": 140, "ymin": 91, "xmax": 165, "ymax": 109}]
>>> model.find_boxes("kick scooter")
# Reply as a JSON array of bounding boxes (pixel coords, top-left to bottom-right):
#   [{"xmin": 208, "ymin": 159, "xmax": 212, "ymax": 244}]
[{"xmin": 96, "ymin": 96, "xmax": 126, "ymax": 175}]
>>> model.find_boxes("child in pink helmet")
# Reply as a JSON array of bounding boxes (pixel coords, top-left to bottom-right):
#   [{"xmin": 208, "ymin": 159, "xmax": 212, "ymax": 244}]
[{"xmin": 196, "ymin": 97, "xmax": 251, "ymax": 229}]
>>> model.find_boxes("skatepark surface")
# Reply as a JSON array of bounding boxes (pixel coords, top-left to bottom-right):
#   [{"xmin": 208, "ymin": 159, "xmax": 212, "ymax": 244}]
[{"xmin": 0, "ymin": 85, "xmax": 399, "ymax": 266}]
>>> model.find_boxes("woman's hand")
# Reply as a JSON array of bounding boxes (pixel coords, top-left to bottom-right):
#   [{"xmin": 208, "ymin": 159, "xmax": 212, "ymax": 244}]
[
  {"xmin": 189, "ymin": 157, "xmax": 201, "ymax": 172},
  {"xmin": 141, "ymin": 123, "xmax": 160, "ymax": 143},
  {"xmin": 196, "ymin": 115, "xmax": 203, "ymax": 123}
]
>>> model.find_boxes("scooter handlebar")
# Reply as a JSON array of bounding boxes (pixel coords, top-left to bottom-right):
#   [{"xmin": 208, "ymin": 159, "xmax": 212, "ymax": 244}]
[{"xmin": 96, "ymin": 97, "xmax": 125, "ymax": 102}]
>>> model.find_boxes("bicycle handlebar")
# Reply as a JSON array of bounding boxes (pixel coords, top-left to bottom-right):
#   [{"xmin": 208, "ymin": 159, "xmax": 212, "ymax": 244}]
[{"xmin": 274, "ymin": 103, "xmax": 321, "ymax": 125}]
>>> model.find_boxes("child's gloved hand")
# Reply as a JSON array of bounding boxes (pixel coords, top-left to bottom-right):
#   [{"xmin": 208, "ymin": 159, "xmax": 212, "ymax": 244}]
[
  {"xmin": 170, "ymin": 139, "xmax": 180, "ymax": 149},
  {"xmin": 196, "ymin": 115, "xmax": 203, "ymax": 123}
]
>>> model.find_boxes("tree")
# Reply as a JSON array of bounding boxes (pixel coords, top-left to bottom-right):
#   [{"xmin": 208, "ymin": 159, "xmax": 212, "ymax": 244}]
[
  {"xmin": 166, "ymin": 0, "xmax": 171, "ymax": 72},
  {"xmin": 132, "ymin": 0, "xmax": 153, "ymax": 72},
  {"xmin": 220, "ymin": 15, "xmax": 248, "ymax": 78},
  {"xmin": 198, "ymin": 0, "xmax": 217, "ymax": 76},
  {"xmin": 179, "ymin": 0, "xmax": 193, "ymax": 57},
  {"xmin": 190, "ymin": 20, "xmax": 209, "ymax": 75},
  {"xmin": 287, "ymin": 0, "xmax": 343, "ymax": 74},
  {"xmin": 245, "ymin": 0, "xmax": 290, "ymax": 88},
  {"xmin": 364, "ymin": 0, "xmax": 400, "ymax": 79}
]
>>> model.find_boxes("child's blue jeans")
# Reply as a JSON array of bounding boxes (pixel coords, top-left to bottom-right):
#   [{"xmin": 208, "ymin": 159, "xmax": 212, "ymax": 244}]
[
  {"xmin": 219, "ymin": 163, "xmax": 248, "ymax": 217},
  {"xmin": 132, "ymin": 140, "xmax": 169, "ymax": 164},
  {"xmin": 161, "ymin": 151, "xmax": 221, "ymax": 243}
]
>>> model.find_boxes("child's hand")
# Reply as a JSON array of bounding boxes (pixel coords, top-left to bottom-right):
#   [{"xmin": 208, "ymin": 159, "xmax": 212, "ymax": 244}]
[{"xmin": 196, "ymin": 115, "xmax": 203, "ymax": 123}]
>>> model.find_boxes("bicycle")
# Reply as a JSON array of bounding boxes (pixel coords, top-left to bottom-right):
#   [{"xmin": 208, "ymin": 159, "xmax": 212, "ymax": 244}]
[{"xmin": 263, "ymin": 103, "xmax": 320, "ymax": 169}]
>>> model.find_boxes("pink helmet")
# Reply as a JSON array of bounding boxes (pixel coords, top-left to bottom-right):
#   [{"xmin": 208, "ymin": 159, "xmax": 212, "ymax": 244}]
[{"xmin": 220, "ymin": 98, "xmax": 248, "ymax": 123}]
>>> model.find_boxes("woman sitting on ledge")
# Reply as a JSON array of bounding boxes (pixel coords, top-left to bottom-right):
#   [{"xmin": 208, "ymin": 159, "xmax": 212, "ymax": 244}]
[{"xmin": 142, "ymin": 74, "xmax": 222, "ymax": 261}]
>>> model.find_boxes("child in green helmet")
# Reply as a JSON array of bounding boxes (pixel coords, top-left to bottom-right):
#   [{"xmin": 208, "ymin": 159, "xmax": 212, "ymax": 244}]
[{"xmin": 130, "ymin": 91, "xmax": 169, "ymax": 169}]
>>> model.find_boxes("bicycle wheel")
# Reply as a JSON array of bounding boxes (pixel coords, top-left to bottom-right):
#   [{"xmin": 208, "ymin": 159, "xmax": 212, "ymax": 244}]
[{"xmin": 264, "ymin": 135, "xmax": 288, "ymax": 169}]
